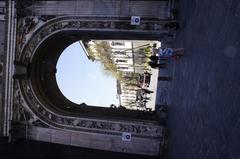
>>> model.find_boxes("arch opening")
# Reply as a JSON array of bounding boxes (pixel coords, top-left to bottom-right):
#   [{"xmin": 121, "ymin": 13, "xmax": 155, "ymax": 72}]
[
  {"xmin": 26, "ymin": 29, "xmax": 161, "ymax": 120},
  {"xmin": 56, "ymin": 41, "xmax": 119, "ymax": 107}
]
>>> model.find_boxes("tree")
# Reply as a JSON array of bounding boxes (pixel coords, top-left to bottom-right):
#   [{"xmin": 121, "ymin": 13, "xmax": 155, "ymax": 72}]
[{"xmin": 87, "ymin": 41, "xmax": 123, "ymax": 80}]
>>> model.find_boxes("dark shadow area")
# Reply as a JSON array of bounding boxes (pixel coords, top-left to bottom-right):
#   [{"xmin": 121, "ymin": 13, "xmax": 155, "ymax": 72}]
[
  {"xmin": 0, "ymin": 137, "xmax": 157, "ymax": 159},
  {"xmin": 156, "ymin": 0, "xmax": 240, "ymax": 158}
]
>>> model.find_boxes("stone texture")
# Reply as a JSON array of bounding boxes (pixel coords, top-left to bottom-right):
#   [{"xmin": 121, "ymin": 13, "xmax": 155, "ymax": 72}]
[
  {"xmin": 32, "ymin": 1, "xmax": 169, "ymax": 18},
  {"xmin": 156, "ymin": 0, "xmax": 240, "ymax": 158}
]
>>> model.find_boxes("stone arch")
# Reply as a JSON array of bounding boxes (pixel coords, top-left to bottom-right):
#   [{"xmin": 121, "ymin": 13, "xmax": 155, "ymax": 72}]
[
  {"xmin": 14, "ymin": 16, "xmax": 167, "ymax": 135},
  {"xmin": 0, "ymin": 0, "xmax": 179, "ymax": 155}
]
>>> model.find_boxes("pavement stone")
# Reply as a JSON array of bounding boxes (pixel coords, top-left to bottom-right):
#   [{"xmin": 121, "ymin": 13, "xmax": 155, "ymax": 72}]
[{"xmin": 156, "ymin": 0, "xmax": 240, "ymax": 159}]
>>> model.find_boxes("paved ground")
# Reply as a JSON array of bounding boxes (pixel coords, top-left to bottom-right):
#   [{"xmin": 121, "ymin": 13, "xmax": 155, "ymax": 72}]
[{"xmin": 157, "ymin": 0, "xmax": 240, "ymax": 158}]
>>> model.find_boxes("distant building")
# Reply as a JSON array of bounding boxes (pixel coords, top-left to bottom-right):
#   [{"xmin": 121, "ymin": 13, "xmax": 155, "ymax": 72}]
[
  {"xmin": 82, "ymin": 40, "xmax": 160, "ymax": 110},
  {"xmin": 110, "ymin": 40, "xmax": 134, "ymax": 72},
  {"xmin": 110, "ymin": 40, "xmax": 157, "ymax": 109},
  {"xmin": 80, "ymin": 40, "xmax": 101, "ymax": 61}
]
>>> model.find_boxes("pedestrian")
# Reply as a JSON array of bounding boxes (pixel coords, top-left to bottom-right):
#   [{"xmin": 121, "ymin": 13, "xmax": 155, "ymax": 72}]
[
  {"xmin": 148, "ymin": 61, "xmax": 166, "ymax": 69},
  {"xmin": 141, "ymin": 88, "xmax": 154, "ymax": 94},
  {"xmin": 158, "ymin": 47, "xmax": 184, "ymax": 59},
  {"xmin": 148, "ymin": 55, "xmax": 159, "ymax": 63},
  {"xmin": 149, "ymin": 55, "xmax": 169, "ymax": 63}
]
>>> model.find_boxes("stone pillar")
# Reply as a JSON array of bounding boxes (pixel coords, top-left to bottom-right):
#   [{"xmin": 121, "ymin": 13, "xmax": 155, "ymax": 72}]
[
  {"xmin": 0, "ymin": 0, "xmax": 17, "ymax": 137},
  {"xmin": 0, "ymin": 0, "xmax": 6, "ymax": 136}
]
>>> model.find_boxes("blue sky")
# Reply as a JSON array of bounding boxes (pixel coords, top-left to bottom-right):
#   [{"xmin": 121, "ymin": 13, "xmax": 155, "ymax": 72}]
[{"xmin": 56, "ymin": 41, "xmax": 118, "ymax": 107}]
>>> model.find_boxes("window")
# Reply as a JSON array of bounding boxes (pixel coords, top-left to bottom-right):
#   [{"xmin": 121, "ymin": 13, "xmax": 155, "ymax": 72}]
[{"xmin": 111, "ymin": 41, "xmax": 125, "ymax": 46}]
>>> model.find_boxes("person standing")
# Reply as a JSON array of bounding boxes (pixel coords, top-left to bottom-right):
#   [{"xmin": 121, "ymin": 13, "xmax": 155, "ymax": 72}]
[
  {"xmin": 158, "ymin": 47, "xmax": 184, "ymax": 59},
  {"xmin": 147, "ymin": 61, "xmax": 166, "ymax": 69}
]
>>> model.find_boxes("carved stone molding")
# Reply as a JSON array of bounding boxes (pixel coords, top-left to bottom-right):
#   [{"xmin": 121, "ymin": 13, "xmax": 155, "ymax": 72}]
[
  {"xmin": 16, "ymin": 16, "xmax": 168, "ymax": 62},
  {"xmin": 14, "ymin": 78, "xmax": 163, "ymax": 138},
  {"xmin": 14, "ymin": 16, "xmax": 166, "ymax": 139}
]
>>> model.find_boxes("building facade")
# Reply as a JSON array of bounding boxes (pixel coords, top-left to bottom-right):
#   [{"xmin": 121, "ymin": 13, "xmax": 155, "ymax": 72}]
[
  {"xmin": 0, "ymin": 0, "xmax": 178, "ymax": 158},
  {"xmin": 85, "ymin": 40, "xmax": 157, "ymax": 109}
]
